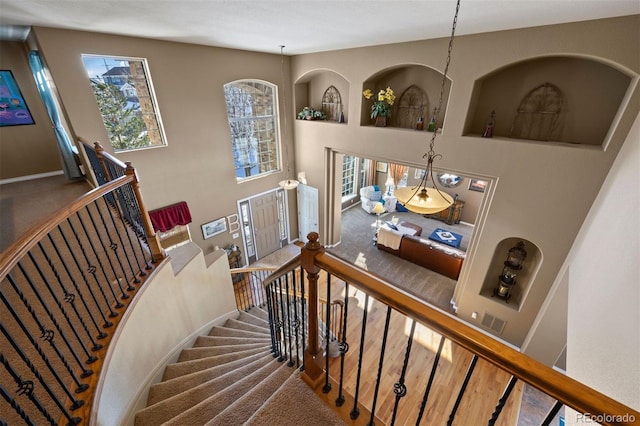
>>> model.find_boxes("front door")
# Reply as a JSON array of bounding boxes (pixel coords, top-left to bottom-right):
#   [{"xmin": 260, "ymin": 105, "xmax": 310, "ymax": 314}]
[
  {"xmin": 250, "ymin": 191, "xmax": 281, "ymax": 259},
  {"xmin": 297, "ymin": 184, "xmax": 319, "ymax": 243}
]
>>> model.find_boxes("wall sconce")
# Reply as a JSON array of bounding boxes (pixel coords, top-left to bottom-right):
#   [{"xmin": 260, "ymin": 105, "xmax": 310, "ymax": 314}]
[{"xmin": 494, "ymin": 241, "xmax": 527, "ymax": 302}]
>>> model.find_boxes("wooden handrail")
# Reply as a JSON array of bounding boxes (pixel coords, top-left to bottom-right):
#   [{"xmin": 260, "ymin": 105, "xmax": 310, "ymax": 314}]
[
  {"xmin": 309, "ymin": 246, "xmax": 639, "ymax": 424},
  {"xmin": 0, "ymin": 175, "xmax": 133, "ymax": 278}
]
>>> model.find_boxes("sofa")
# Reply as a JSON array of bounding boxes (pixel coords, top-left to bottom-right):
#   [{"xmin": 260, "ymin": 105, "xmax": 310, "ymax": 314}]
[{"xmin": 377, "ymin": 232, "xmax": 466, "ymax": 280}]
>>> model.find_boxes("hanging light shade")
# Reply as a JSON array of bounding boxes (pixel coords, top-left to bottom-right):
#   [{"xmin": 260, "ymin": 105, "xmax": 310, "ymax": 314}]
[
  {"xmin": 279, "ymin": 178, "xmax": 299, "ymax": 190},
  {"xmin": 277, "ymin": 44, "xmax": 300, "ymax": 191},
  {"xmin": 397, "ymin": 0, "xmax": 460, "ymax": 215}
]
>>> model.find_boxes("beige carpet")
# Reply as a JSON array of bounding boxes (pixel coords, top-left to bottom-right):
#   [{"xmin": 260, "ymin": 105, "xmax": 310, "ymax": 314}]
[{"xmin": 327, "ymin": 205, "xmax": 475, "ymax": 312}]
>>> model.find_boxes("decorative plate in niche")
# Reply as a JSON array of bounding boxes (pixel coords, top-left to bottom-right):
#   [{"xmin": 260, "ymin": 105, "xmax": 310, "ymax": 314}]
[{"xmin": 438, "ymin": 173, "xmax": 462, "ymax": 188}]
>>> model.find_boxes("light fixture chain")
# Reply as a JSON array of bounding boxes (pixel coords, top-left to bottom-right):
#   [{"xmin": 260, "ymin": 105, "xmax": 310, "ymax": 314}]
[{"xmin": 429, "ymin": 0, "xmax": 461, "ymax": 156}]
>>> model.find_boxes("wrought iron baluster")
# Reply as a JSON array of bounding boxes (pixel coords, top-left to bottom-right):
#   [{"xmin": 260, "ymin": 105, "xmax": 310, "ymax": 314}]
[
  {"xmin": 291, "ymin": 270, "xmax": 301, "ymax": 368},
  {"xmin": 118, "ymin": 183, "xmax": 154, "ymax": 265},
  {"xmin": 390, "ymin": 319, "xmax": 416, "ymax": 426},
  {"xmin": 91, "ymin": 200, "xmax": 134, "ymax": 291},
  {"xmin": 350, "ymin": 293, "xmax": 370, "ymax": 420},
  {"xmin": 540, "ymin": 400, "xmax": 563, "ymax": 426},
  {"xmin": 11, "ymin": 265, "xmax": 90, "ymax": 391},
  {"xmin": 114, "ymin": 184, "xmax": 152, "ymax": 269},
  {"xmin": 1, "ymin": 354, "xmax": 55, "ymax": 426},
  {"xmin": 447, "ymin": 354, "xmax": 478, "ymax": 426},
  {"xmin": 58, "ymin": 221, "xmax": 113, "ymax": 329},
  {"xmin": 368, "ymin": 306, "xmax": 392, "ymax": 426},
  {"xmin": 47, "ymin": 232, "xmax": 103, "ymax": 351},
  {"xmin": 74, "ymin": 211, "xmax": 123, "ymax": 309},
  {"xmin": 322, "ymin": 273, "xmax": 332, "ymax": 393},
  {"xmin": 299, "ymin": 265, "xmax": 306, "ymax": 370},
  {"xmin": 275, "ymin": 277, "xmax": 286, "ymax": 362},
  {"xmin": 284, "ymin": 273, "xmax": 294, "ymax": 367},
  {"xmin": 109, "ymin": 187, "xmax": 148, "ymax": 276},
  {"xmin": 416, "ymin": 334, "xmax": 446, "ymax": 424},
  {"xmin": 0, "ymin": 314, "xmax": 84, "ymax": 413},
  {"xmin": 487, "ymin": 376, "xmax": 518, "ymax": 426},
  {"xmin": 30, "ymin": 245, "xmax": 97, "ymax": 367},
  {"xmin": 335, "ymin": 282, "xmax": 350, "ymax": 407},
  {"xmin": 100, "ymin": 196, "xmax": 140, "ymax": 284},
  {"xmin": 265, "ymin": 286, "xmax": 278, "ymax": 358}
]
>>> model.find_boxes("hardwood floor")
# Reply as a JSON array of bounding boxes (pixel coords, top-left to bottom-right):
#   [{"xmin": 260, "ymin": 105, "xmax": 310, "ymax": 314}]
[{"xmin": 319, "ymin": 274, "xmax": 524, "ymax": 426}]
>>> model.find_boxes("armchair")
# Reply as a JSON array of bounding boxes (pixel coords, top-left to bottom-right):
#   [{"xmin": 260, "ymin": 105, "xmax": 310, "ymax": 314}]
[{"xmin": 359, "ymin": 185, "xmax": 385, "ymax": 214}]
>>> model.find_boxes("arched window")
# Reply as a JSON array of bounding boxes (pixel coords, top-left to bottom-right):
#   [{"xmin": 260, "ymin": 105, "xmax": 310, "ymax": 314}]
[{"xmin": 223, "ymin": 80, "xmax": 280, "ymax": 180}]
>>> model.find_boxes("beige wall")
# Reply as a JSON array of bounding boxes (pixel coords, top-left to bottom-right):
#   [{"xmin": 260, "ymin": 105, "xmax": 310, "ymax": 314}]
[
  {"xmin": 11, "ymin": 16, "xmax": 638, "ymax": 349},
  {"xmin": 29, "ymin": 27, "xmax": 299, "ymax": 256},
  {"xmin": 0, "ymin": 41, "xmax": 62, "ymax": 180},
  {"xmin": 290, "ymin": 15, "xmax": 640, "ymax": 346}
]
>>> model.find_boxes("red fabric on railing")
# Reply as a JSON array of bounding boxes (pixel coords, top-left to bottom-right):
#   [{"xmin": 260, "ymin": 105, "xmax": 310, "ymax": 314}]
[{"xmin": 148, "ymin": 201, "xmax": 192, "ymax": 232}]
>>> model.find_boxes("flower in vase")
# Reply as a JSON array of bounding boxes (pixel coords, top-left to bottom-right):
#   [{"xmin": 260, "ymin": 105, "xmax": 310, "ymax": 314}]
[{"xmin": 363, "ymin": 87, "xmax": 395, "ymax": 119}]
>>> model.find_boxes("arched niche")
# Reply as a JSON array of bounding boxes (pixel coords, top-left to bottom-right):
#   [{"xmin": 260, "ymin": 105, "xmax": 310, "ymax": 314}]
[
  {"xmin": 294, "ymin": 69, "xmax": 349, "ymax": 124},
  {"xmin": 464, "ymin": 56, "xmax": 633, "ymax": 146},
  {"xmin": 480, "ymin": 237, "xmax": 541, "ymax": 311},
  {"xmin": 361, "ymin": 65, "xmax": 451, "ymax": 129}
]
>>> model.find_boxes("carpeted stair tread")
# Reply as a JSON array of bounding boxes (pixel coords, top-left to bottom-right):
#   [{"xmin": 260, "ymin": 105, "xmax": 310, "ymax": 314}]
[
  {"xmin": 238, "ymin": 310, "xmax": 270, "ymax": 328},
  {"xmin": 193, "ymin": 335, "xmax": 271, "ymax": 347},
  {"xmin": 178, "ymin": 342, "xmax": 270, "ymax": 362},
  {"xmin": 147, "ymin": 351, "xmax": 274, "ymax": 405},
  {"xmin": 246, "ymin": 370, "xmax": 347, "ymax": 425},
  {"xmin": 135, "ymin": 354, "xmax": 277, "ymax": 425},
  {"xmin": 208, "ymin": 325, "xmax": 269, "ymax": 339},
  {"xmin": 207, "ymin": 362, "xmax": 296, "ymax": 425},
  {"xmin": 220, "ymin": 317, "xmax": 270, "ymax": 334},
  {"xmin": 246, "ymin": 306, "xmax": 270, "ymax": 321},
  {"xmin": 160, "ymin": 358, "xmax": 285, "ymax": 425},
  {"xmin": 162, "ymin": 347, "xmax": 271, "ymax": 380}
]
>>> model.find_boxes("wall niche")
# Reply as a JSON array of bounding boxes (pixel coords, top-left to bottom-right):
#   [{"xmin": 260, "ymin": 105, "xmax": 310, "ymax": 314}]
[
  {"xmin": 294, "ymin": 70, "xmax": 349, "ymax": 124},
  {"xmin": 480, "ymin": 237, "xmax": 541, "ymax": 311},
  {"xmin": 361, "ymin": 65, "xmax": 451, "ymax": 129},
  {"xmin": 464, "ymin": 56, "xmax": 632, "ymax": 147}
]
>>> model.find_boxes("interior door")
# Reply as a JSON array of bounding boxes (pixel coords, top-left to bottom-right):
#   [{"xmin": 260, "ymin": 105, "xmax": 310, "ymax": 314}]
[
  {"xmin": 250, "ymin": 192, "xmax": 281, "ymax": 259},
  {"xmin": 297, "ymin": 184, "xmax": 319, "ymax": 243}
]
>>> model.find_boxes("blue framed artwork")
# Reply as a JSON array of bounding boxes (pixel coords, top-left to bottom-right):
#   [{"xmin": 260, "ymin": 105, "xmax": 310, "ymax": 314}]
[{"xmin": 0, "ymin": 70, "xmax": 35, "ymax": 126}]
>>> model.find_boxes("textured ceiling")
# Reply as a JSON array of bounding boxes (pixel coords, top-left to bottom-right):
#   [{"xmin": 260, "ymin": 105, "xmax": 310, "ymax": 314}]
[{"xmin": 0, "ymin": 0, "xmax": 638, "ymax": 54}]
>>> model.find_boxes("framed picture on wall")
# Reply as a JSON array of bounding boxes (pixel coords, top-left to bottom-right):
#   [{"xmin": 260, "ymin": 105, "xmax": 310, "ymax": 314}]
[
  {"xmin": 0, "ymin": 70, "xmax": 35, "ymax": 127},
  {"xmin": 202, "ymin": 218, "xmax": 227, "ymax": 239},
  {"xmin": 375, "ymin": 162, "xmax": 388, "ymax": 173},
  {"xmin": 468, "ymin": 179, "xmax": 488, "ymax": 192}
]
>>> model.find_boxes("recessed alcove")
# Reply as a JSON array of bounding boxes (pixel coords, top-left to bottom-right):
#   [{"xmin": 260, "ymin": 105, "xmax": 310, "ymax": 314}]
[
  {"xmin": 294, "ymin": 70, "xmax": 349, "ymax": 123},
  {"xmin": 464, "ymin": 56, "xmax": 632, "ymax": 146},
  {"xmin": 479, "ymin": 237, "xmax": 541, "ymax": 311},
  {"xmin": 360, "ymin": 65, "xmax": 451, "ymax": 129}
]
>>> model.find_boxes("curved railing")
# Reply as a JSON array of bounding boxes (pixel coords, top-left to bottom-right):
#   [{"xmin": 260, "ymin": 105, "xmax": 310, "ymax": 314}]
[{"xmin": 0, "ymin": 144, "xmax": 165, "ymax": 425}]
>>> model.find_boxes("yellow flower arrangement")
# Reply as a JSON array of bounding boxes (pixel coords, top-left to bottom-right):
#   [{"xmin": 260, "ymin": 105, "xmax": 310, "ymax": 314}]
[{"xmin": 363, "ymin": 87, "xmax": 396, "ymax": 119}]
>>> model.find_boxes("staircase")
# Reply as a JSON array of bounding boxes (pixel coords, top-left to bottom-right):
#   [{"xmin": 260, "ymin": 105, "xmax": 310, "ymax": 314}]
[{"xmin": 134, "ymin": 307, "xmax": 345, "ymax": 425}]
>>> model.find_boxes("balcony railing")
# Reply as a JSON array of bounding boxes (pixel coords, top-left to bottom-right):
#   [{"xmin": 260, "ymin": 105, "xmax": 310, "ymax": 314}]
[
  {"xmin": 0, "ymin": 141, "xmax": 165, "ymax": 425},
  {"xmin": 262, "ymin": 232, "xmax": 639, "ymax": 425}
]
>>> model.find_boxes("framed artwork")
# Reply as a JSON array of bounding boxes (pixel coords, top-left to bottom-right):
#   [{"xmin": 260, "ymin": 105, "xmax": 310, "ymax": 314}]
[
  {"xmin": 0, "ymin": 70, "xmax": 35, "ymax": 127},
  {"xmin": 376, "ymin": 162, "xmax": 388, "ymax": 173},
  {"xmin": 468, "ymin": 179, "xmax": 488, "ymax": 192},
  {"xmin": 202, "ymin": 217, "xmax": 227, "ymax": 239}
]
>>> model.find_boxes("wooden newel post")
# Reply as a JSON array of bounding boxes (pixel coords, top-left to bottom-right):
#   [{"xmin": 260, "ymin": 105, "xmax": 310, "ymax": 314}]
[
  {"xmin": 93, "ymin": 142, "xmax": 111, "ymax": 181},
  {"xmin": 301, "ymin": 231, "xmax": 325, "ymax": 388},
  {"xmin": 124, "ymin": 162, "xmax": 165, "ymax": 262}
]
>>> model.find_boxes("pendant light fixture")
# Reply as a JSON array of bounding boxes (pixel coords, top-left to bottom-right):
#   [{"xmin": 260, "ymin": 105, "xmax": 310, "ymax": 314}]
[
  {"xmin": 277, "ymin": 45, "xmax": 300, "ymax": 190},
  {"xmin": 395, "ymin": 0, "xmax": 461, "ymax": 215}
]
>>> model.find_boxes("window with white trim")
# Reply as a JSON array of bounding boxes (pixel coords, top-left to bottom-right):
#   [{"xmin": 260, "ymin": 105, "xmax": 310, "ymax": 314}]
[
  {"xmin": 81, "ymin": 55, "xmax": 166, "ymax": 152},
  {"xmin": 223, "ymin": 80, "xmax": 280, "ymax": 180},
  {"xmin": 342, "ymin": 155, "xmax": 359, "ymax": 201}
]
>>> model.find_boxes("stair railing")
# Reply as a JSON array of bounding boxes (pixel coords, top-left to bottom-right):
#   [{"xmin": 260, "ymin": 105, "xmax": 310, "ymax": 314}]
[
  {"xmin": 0, "ymin": 160, "xmax": 165, "ymax": 425},
  {"xmin": 293, "ymin": 232, "xmax": 639, "ymax": 426}
]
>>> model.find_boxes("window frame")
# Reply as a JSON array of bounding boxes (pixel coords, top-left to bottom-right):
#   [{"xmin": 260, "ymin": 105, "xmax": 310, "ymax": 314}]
[
  {"xmin": 81, "ymin": 54, "xmax": 167, "ymax": 153},
  {"xmin": 223, "ymin": 79, "xmax": 282, "ymax": 183}
]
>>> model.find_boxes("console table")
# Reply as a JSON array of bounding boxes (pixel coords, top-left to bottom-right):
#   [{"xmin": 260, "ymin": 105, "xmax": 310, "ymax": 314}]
[{"xmin": 425, "ymin": 199, "xmax": 465, "ymax": 225}]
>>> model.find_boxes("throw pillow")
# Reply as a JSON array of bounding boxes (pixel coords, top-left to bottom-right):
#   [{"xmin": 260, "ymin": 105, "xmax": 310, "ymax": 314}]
[
  {"xmin": 370, "ymin": 190, "xmax": 382, "ymax": 201},
  {"xmin": 385, "ymin": 221, "xmax": 398, "ymax": 230}
]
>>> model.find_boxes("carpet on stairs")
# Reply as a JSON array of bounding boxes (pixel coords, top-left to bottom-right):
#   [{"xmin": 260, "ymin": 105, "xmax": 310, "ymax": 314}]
[{"xmin": 134, "ymin": 307, "xmax": 344, "ymax": 425}]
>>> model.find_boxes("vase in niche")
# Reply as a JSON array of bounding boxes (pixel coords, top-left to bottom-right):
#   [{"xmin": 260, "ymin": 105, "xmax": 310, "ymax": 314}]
[{"xmin": 375, "ymin": 116, "xmax": 387, "ymax": 127}]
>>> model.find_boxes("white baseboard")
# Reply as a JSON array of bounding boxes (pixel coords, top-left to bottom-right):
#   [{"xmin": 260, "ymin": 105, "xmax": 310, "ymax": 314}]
[{"xmin": 0, "ymin": 170, "xmax": 64, "ymax": 185}]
